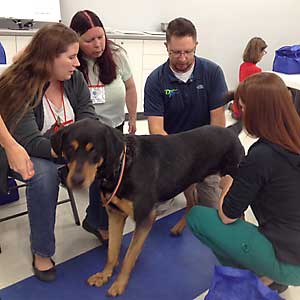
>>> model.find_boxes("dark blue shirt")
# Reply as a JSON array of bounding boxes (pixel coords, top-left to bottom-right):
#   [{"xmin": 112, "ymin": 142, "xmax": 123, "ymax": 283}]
[{"xmin": 144, "ymin": 57, "xmax": 228, "ymax": 134}]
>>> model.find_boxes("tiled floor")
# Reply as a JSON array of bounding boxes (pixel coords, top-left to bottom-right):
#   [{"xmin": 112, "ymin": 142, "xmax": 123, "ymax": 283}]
[{"xmin": 0, "ymin": 114, "xmax": 299, "ymax": 299}]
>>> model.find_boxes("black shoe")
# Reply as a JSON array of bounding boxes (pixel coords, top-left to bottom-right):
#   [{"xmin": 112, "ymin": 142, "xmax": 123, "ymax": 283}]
[
  {"xmin": 82, "ymin": 218, "xmax": 108, "ymax": 247},
  {"xmin": 32, "ymin": 256, "xmax": 56, "ymax": 282},
  {"xmin": 268, "ymin": 282, "xmax": 289, "ymax": 294}
]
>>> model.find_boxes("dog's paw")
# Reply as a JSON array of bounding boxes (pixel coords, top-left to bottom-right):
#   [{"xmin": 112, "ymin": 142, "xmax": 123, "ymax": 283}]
[
  {"xmin": 87, "ymin": 270, "xmax": 112, "ymax": 287},
  {"xmin": 107, "ymin": 279, "xmax": 128, "ymax": 297},
  {"xmin": 170, "ymin": 221, "xmax": 185, "ymax": 236}
]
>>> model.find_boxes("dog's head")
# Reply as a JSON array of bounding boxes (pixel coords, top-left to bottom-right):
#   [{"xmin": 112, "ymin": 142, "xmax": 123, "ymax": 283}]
[{"xmin": 51, "ymin": 119, "xmax": 124, "ymax": 189}]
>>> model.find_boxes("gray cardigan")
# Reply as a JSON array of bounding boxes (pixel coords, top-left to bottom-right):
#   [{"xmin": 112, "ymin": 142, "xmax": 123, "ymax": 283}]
[{"xmin": 0, "ymin": 70, "xmax": 98, "ymax": 192}]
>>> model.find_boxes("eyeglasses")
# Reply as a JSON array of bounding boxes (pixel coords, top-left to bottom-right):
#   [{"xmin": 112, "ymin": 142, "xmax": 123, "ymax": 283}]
[
  {"xmin": 168, "ymin": 48, "xmax": 196, "ymax": 58},
  {"xmin": 262, "ymin": 49, "xmax": 267, "ymax": 55}
]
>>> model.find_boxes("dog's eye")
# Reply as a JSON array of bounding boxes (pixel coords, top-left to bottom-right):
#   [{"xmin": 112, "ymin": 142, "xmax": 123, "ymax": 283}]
[
  {"xmin": 64, "ymin": 146, "xmax": 75, "ymax": 158},
  {"xmin": 68, "ymin": 146, "xmax": 74, "ymax": 153},
  {"xmin": 88, "ymin": 150, "xmax": 101, "ymax": 164}
]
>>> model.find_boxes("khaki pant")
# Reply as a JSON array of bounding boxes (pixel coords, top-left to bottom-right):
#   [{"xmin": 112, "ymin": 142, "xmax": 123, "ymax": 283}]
[{"xmin": 196, "ymin": 175, "xmax": 221, "ymax": 209}]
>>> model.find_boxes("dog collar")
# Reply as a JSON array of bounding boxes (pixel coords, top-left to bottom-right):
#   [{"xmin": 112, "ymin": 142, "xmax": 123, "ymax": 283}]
[{"xmin": 103, "ymin": 144, "xmax": 127, "ymax": 207}]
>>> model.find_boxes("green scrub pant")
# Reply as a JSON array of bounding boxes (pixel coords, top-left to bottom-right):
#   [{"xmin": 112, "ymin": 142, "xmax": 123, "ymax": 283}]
[{"xmin": 187, "ymin": 205, "xmax": 300, "ymax": 286}]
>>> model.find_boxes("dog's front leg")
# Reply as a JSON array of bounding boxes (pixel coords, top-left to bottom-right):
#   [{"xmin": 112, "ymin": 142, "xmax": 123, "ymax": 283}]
[
  {"xmin": 170, "ymin": 183, "xmax": 197, "ymax": 236},
  {"xmin": 87, "ymin": 207, "xmax": 127, "ymax": 288},
  {"xmin": 107, "ymin": 210, "xmax": 157, "ymax": 297}
]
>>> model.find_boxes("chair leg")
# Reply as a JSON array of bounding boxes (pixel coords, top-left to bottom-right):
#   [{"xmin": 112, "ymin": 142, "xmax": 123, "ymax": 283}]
[{"xmin": 66, "ymin": 187, "xmax": 80, "ymax": 226}]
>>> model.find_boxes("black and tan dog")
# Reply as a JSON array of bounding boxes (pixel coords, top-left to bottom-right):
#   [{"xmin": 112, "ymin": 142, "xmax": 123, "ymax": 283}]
[{"xmin": 51, "ymin": 118, "xmax": 244, "ymax": 296}]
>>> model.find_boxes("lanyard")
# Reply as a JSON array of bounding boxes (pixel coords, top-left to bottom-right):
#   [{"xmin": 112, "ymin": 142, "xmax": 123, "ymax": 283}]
[
  {"xmin": 87, "ymin": 76, "xmax": 102, "ymax": 88},
  {"xmin": 88, "ymin": 83, "xmax": 105, "ymax": 88},
  {"xmin": 86, "ymin": 68, "xmax": 102, "ymax": 87},
  {"xmin": 45, "ymin": 83, "xmax": 67, "ymax": 125}
]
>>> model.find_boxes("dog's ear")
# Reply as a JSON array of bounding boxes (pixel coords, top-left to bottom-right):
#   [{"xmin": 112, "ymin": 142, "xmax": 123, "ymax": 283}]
[
  {"xmin": 51, "ymin": 126, "xmax": 68, "ymax": 157},
  {"xmin": 100, "ymin": 125, "xmax": 124, "ymax": 175}
]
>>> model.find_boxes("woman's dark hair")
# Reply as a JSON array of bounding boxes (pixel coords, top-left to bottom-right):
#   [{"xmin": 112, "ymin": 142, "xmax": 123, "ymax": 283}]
[
  {"xmin": 70, "ymin": 10, "xmax": 118, "ymax": 84},
  {"xmin": 243, "ymin": 37, "xmax": 267, "ymax": 64},
  {"xmin": 166, "ymin": 17, "xmax": 197, "ymax": 42},
  {"xmin": 236, "ymin": 72, "xmax": 300, "ymax": 154}
]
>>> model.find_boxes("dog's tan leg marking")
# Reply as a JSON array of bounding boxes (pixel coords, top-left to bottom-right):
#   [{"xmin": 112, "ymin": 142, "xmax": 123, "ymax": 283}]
[
  {"xmin": 111, "ymin": 197, "xmax": 134, "ymax": 219},
  {"xmin": 107, "ymin": 210, "xmax": 157, "ymax": 297},
  {"xmin": 87, "ymin": 207, "xmax": 127, "ymax": 288},
  {"xmin": 170, "ymin": 183, "xmax": 197, "ymax": 236}
]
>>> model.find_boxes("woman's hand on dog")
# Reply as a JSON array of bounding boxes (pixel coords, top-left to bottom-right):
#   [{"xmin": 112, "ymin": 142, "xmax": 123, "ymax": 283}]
[
  {"xmin": 51, "ymin": 148, "xmax": 58, "ymax": 158},
  {"xmin": 219, "ymin": 175, "xmax": 233, "ymax": 193}
]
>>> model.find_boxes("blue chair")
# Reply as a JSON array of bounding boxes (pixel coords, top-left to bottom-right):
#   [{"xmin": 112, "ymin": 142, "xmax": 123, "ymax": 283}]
[{"xmin": 0, "ymin": 42, "xmax": 7, "ymax": 64}]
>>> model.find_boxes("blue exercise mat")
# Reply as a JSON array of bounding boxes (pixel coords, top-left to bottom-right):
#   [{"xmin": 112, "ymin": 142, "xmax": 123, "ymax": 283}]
[{"xmin": 0, "ymin": 210, "xmax": 218, "ymax": 300}]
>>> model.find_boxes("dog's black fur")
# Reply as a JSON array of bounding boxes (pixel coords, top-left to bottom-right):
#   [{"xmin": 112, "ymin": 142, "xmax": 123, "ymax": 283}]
[
  {"xmin": 51, "ymin": 118, "xmax": 244, "ymax": 296},
  {"xmin": 51, "ymin": 118, "xmax": 244, "ymax": 225}
]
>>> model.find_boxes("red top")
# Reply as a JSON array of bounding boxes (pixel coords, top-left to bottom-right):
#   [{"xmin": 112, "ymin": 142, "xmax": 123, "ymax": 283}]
[
  {"xmin": 239, "ymin": 62, "xmax": 262, "ymax": 82},
  {"xmin": 233, "ymin": 62, "xmax": 262, "ymax": 118}
]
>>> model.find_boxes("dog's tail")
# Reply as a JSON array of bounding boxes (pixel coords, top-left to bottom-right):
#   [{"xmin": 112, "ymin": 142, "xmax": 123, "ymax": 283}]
[{"xmin": 223, "ymin": 91, "xmax": 243, "ymax": 136}]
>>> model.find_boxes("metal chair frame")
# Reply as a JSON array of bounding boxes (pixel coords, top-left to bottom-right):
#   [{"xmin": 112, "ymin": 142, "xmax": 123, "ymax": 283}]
[{"xmin": 0, "ymin": 181, "xmax": 80, "ymax": 253}]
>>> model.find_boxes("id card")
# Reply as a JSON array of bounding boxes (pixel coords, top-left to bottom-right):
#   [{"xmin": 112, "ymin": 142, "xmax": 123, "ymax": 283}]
[{"xmin": 89, "ymin": 84, "xmax": 105, "ymax": 104}]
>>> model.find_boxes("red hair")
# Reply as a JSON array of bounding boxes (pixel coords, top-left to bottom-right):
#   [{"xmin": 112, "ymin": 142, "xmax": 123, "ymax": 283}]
[{"xmin": 236, "ymin": 72, "xmax": 300, "ymax": 154}]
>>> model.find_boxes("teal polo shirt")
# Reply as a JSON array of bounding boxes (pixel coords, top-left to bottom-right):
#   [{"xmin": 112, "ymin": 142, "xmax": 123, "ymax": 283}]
[{"xmin": 144, "ymin": 56, "xmax": 228, "ymax": 134}]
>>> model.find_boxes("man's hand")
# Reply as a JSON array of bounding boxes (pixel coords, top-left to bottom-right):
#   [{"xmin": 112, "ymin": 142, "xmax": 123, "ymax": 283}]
[{"xmin": 128, "ymin": 116, "xmax": 137, "ymax": 134}]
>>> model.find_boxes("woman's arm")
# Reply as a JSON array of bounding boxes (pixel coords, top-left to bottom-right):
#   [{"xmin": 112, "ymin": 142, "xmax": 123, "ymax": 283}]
[
  {"xmin": 218, "ymin": 143, "xmax": 270, "ymax": 225},
  {"xmin": 0, "ymin": 115, "xmax": 34, "ymax": 180},
  {"xmin": 124, "ymin": 77, "xmax": 137, "ymax": 134},
  {"xmin": 218, "ymin": 175, "xmax": 238, "ymax": 224},
  {"xmin": 210, "ymin": 106, "xmax": 226, "ymax": 127}
]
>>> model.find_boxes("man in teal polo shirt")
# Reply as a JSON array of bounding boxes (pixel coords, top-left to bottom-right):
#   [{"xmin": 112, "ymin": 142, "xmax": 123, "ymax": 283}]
[{"xmin": 144, "ymin": 17, "xmax": 228, "ymax": 211}]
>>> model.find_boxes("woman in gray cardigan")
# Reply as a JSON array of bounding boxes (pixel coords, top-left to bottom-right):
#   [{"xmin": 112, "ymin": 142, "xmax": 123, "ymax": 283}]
[{"xmin": 0, "ymin": 23, "xmax": 98, "ymax": 282}]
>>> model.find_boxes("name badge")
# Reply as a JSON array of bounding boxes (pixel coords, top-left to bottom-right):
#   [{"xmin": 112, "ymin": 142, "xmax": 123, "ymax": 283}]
[{"xmin": 89, "ymin": 84, "xmax": 105, "ymax": 104}]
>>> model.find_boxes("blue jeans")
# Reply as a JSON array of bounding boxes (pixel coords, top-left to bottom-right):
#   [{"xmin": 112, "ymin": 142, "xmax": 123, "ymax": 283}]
[
  {"xmin": 86, "ymin": 180, "xmax": 108, "ymax": 230},
  {"xmin": 12, "ymin": 157, "xmax": 60, "ymax": 257}
]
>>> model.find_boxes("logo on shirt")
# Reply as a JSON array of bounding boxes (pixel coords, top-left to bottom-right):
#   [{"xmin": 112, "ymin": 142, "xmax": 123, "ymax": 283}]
[
  {"xmin": 196, "ymin": 84, "xmax": 204, "ymax": 89},
  {"xmin": 164, "ymin": 88, "xmax": 178, "ymax": 98}
]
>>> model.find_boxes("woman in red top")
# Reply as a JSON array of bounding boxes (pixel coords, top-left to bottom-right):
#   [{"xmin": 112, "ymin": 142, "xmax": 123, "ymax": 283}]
[{"xmin": 232, "ymin": 37, "xmax": 267, "ymax": 119}]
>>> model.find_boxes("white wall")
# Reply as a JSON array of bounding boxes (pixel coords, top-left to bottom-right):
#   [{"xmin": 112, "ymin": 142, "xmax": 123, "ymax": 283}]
[
  {"xmin": 60, "ymin": 0, "xmax": 164, "ymax": 32},
  {"xmin": 60, "ymin": 0, "xmax": 300, "ymax": 89}
]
